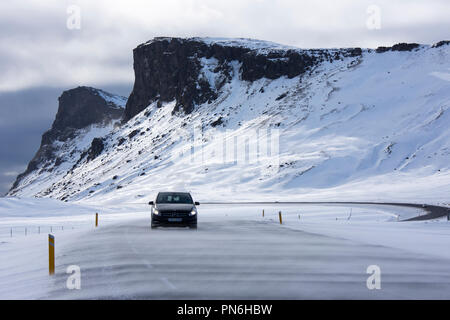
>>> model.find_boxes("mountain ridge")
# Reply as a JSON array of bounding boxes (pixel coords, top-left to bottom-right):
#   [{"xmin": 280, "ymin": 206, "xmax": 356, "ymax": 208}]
[
  {"xmin": 124, "ymin": 37, "xmax": 364, "ymax": 120},
  {"xmin": 7, "ymin": 37, "xmax": 450, "ymax": 204}
]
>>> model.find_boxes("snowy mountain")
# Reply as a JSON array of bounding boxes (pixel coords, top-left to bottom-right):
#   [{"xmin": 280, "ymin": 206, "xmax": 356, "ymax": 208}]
[
  {"xmin": 7, "ymin": 37, "xmax": 450, "ymax": 204},
  {"xmin": 9, "ymin": 86, "xmax": 126, "ymax": 194}
]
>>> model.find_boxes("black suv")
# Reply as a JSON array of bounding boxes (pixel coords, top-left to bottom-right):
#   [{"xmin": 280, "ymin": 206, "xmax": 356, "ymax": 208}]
[{"xmin": 149, "ymin": 192, "xmax": 199, "ymax": 229}]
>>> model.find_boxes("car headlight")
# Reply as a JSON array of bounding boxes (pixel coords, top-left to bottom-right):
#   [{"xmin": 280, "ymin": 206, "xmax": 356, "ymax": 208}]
[
  {"xmin": 153, "ymin": 208, "xmax": 159, "ymax": 215},
  {"xmin": 190, "ymin": 209, "xmax": 197, "ymax": 215}
]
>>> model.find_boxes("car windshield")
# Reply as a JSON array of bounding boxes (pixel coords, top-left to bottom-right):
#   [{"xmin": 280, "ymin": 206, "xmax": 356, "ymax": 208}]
[{"xmin": 156, "ymin": 193, "xmax": 193, "ymax": 204}]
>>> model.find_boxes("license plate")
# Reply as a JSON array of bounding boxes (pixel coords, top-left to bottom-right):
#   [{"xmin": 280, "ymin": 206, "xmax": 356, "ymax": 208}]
[{"xmin": 168, "ymin": 218, "xmax": 182, "ymax": 222}]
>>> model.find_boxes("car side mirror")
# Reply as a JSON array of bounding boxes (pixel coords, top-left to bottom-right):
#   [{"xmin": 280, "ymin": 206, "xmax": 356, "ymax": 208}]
[
  {"xmin": 195, "ymin": 201, "xmax": 200, "ymax": 206},
  {"xmin": 148, "ymin": 201, "xmax": 154, "ymax": 205}
]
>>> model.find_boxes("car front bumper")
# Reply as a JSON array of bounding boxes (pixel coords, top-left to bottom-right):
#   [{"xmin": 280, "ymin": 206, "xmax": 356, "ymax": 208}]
[{"xmin": 151, "ymin": 213, "xmax": 197, "ymax": 225}]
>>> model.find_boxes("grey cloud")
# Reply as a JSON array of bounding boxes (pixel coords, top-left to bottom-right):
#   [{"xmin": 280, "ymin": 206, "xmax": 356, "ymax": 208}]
[
  {"xmin": 0, "ymin": 1, "xmax": 449, "ymax": 92},
  {"xmin": 0, "ymin": 87, "xmax": 61, "ymax": 195}
]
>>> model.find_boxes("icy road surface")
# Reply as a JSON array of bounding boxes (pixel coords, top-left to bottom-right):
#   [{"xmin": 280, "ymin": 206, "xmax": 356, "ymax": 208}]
[{"xmin": 1, "ymin": 202, "xmax": 450, "ymax": 299}]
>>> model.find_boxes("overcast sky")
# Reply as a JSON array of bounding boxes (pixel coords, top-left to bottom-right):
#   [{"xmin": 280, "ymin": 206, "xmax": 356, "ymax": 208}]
[{"xmin": 0, "ymin": 0, "xmax": 449, "ymax": 195}]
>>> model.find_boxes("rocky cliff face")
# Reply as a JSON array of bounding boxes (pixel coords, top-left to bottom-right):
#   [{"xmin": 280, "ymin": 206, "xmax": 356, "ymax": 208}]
[
  {"xmin": 10, "ymin": 86, "xmax": 126, "ymax": 191},
  {"xmin": 124, "ymin": 37, "xmax": 362, "ymax": 120},
  {"xmin": 43, "ymin": 86, "xmax": 124, "ymax": 144}
]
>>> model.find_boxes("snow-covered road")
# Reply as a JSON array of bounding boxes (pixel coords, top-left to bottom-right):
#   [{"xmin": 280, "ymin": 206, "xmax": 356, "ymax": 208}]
[
  {"xmin": 49, "ymin": 204, "xmax": 450, "ymax": 299},
  {"xmin": 1, "ymin": 202, "xmax": 450, "ymax": 299}
]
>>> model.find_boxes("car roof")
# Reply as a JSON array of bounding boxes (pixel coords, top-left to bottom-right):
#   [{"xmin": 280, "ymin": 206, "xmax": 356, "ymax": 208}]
[{"xmin": 157, "ymin": 192, "xmax": 191, "ymax": 195}]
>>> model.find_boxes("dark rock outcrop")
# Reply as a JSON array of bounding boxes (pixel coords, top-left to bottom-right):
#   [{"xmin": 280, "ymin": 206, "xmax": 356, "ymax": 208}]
[
  {"xmin": 10, "ymin": 86, "xmax": 125, "ymax": 191},
  {"xmin": 86, "ymin": 138, "xmax": 105, "ymax": 161},
  {"xmin": 43, "ymin": 86, "xmax": 124, "ymax": 145},
  {"xmin": 432, "ymin": 40, "xmax": 450, "ymax": 48},
  {"xmin": 124, "ymin": 37, "xmax": 362, "ymax": 120},
  {"xmin": 124, "ymin": 38, "xmax": 221, "ymax": 119},
  {"xmin": 210, "ymin": 117, "xmax": 224, "ymax": 127},
  {"xmin": 128, "ymin": 129, "xmax": 140, "ymax": 139},
  {"xmin": 376, "ymin": 43, "xmax": 420, "ymax": 53}
]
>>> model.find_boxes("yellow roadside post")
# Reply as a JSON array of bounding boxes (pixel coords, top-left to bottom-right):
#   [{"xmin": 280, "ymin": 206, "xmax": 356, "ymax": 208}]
[
  {"xmin": 279, "ymin": 211, "xmax": 283, "ymax": 224},
  {"xmin": 95, "ymin": 213, "xmax": 98, "ymax": 227},
  {"xmin": 48, "ymin": 234, "xmax": 55, "ymax": 275}
]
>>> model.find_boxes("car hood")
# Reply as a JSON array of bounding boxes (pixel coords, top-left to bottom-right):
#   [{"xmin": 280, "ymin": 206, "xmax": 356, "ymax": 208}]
[{"xmin": 156, "ymin": 203, "xmax": 194, "ymax": 213}]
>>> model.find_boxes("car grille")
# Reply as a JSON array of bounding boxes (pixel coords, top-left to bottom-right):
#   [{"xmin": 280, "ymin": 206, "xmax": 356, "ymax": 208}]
[{"xmin": 161, "ymin": 212, "xmax": 190, "ymax": 218}]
